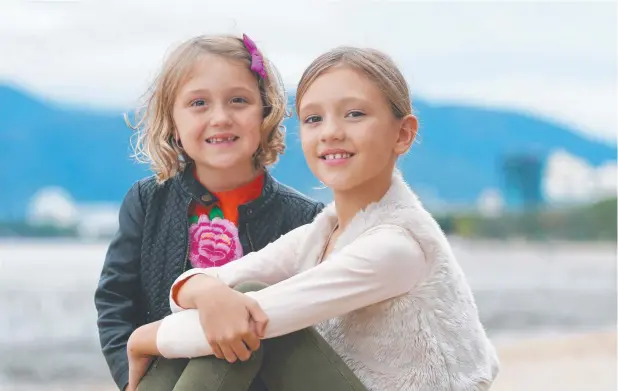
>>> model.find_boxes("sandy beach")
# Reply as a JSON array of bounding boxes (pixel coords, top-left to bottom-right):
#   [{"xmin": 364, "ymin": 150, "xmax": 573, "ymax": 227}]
[
  {"xmin": 491, "ymin": 330, "xmax": 616, "ymax": 391},
  {"xmin": 7, "ymin": 330, "xmax": 616, "ymax": 391}
]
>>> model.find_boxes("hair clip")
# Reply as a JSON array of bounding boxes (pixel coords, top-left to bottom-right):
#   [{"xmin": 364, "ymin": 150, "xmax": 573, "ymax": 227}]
[{"xmin": 242, "ymin": 33, "xmax": 268, "ymax": 79}]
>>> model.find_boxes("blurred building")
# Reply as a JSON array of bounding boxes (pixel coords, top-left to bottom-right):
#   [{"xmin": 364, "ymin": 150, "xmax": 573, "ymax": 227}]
[
  {"xmin": 543, "ymin": 149, "xmax": 617, "ymax": 205},
  {"xmin": 501, "ymin": 153, "xmax": 545, "ymax": 210},
  {"xmin": 27, "ymin": 186, "xmax": 119, "ymax": 239}
]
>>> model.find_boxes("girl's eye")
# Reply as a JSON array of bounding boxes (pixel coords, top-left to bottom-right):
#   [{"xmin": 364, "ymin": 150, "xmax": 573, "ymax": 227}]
[
  {"xmin": 346, "ymin": 110, "xmax": 365, "ymax": 118},
  {"xmin": 190, "ymin": 99, "xmax": 206, "ymax": 107},
  {"xmin": 231, "ymin": 97, "xmax": 248, "ymax": 104},
  {"xmin": 304, "ymin": 115, "xmax": 322, "ymax": 124}
]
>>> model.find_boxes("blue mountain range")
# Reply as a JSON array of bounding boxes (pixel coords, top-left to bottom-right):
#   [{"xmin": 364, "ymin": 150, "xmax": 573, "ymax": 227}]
[{"xmin": 0, "ymin": 84, "xmax": 615, "ymax": 220}]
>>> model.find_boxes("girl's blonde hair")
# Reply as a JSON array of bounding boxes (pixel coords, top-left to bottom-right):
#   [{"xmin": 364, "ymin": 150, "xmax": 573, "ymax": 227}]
[
  {"xmin": 295, "ymin": 47, "xmax": 412, "ymax": 120},
  {"xmin": 128, "ymin": 35, "xmax": 287, "ymax": 182}
]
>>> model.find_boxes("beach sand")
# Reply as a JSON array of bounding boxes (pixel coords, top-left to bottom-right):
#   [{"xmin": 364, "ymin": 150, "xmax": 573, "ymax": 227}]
[
  {"xmin": 491, "ymin": 330, "xmax": 616, "ymax": 391},
  {"xmin": 7, "ymin": 331, "xmax": 617, "ymax": 391}
]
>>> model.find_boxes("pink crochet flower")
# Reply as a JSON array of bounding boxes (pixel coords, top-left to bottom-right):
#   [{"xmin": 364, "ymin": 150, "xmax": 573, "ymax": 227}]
[{"xmin": 188, "ymin": 215, "xmax": 243, "ymax": 268}]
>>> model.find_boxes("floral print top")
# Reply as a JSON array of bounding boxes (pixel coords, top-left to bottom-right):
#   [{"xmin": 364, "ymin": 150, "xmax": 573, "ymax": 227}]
[{"xmin": 188, "ymin": 173, "xmax": 264, "ymax": 269}]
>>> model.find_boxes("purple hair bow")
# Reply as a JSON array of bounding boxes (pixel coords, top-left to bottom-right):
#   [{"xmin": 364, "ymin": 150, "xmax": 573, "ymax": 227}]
[{"xmin": 242, "ymin": 34, "xmax": 267, "ymax": 79}]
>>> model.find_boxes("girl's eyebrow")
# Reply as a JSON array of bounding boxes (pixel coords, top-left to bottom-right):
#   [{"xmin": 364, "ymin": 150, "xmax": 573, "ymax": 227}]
[
  {"xmin": 337, "ymin": 96, "xmax": 372, "ymax": 106},
  {"xmin": 299, "ymin": 96, "xmax": 371, "ymax": 114},
  {"xmin": 298, "ymin": 101, "xmax": 320, "ymax": 115},
  {"xmin": 181, "ymin": 86, "xmax": 256, "ymax": 97},
  {"xmin": 227, "ymin": 86, "xmax": 256, "ymax": 94},
  {"xmin": 182, "ymin": 88, "xmax": 209, "ymax": 96}
]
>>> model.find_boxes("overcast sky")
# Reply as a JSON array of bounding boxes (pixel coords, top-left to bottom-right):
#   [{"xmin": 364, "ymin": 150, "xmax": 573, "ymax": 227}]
[{"xmin": 1, "ymin": 0, "xmax": 616, "ymax": 143}]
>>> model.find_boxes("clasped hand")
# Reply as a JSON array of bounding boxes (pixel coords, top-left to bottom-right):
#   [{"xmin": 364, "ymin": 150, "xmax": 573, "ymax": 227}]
[{"xmin": 193, "ymin": 281, "xmax": 269, "ymax": 363}]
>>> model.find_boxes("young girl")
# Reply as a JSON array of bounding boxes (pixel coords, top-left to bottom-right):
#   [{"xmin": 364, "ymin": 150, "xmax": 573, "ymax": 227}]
[
  {"xmin": 94, "ymin": 34, "xmax": 324, "ymax": 391},
  {"xmin": 126, "ymin": 46, "xmax": 500, "ymax": 391}
]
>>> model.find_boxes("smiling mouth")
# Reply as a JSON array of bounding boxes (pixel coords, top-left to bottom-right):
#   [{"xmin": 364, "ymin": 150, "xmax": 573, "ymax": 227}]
[
  {"xmin": 206, "ymin": 136, "xmax": 239, "ymax": 144},
  {"xmin": 320, "ymin": 152, "xmax": 355, "ymax": 160}
]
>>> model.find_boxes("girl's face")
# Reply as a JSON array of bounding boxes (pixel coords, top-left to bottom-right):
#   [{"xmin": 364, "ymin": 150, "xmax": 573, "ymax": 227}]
[
  {"xmin": 298, "ymin": 66, "xmax": 417, "ymax": 193},
  {"xmin": 173, "ymin": 54, "xmax": 263, "ymax": 173}
]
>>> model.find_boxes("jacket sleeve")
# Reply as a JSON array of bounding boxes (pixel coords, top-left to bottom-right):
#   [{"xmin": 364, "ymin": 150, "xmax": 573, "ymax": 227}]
[
  {"xmin": 312, "ymin": 201, "xmax": 325, "ymax": 220},
  {"xmin": 94, "ymin": 181, "xmax": 145, "ymax": 390}
]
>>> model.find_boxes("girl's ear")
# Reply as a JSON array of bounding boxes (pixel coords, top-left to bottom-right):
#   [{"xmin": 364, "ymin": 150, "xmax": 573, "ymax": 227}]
[{"xmin": 394, "ymin": 114, "xmax": 418, "ymax": 155}]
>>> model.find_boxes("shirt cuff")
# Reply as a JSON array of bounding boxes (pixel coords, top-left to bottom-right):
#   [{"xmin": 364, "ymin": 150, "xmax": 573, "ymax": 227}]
[
  {"xmin": 169, "ymin": 268, "xmax": 220, "ymax": 313},
  {"xmin": 156, "ymin": 310, "xmax": 213, "ymax": 358}
]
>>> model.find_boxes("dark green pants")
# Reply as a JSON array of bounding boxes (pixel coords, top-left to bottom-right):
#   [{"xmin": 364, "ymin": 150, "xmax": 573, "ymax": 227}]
[{"xmin": 138, "ymin": 282, "xmax": 368, "ymax": 391}]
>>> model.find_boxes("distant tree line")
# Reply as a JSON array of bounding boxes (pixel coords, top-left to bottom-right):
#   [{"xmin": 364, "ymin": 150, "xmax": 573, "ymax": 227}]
[
  {"xmin": 436, "ymin": 197, "xmax": 617, "ymax": 241},
  {"xmin": 0, "ymin": 197, "xmax": 615, "ymax": 242}
]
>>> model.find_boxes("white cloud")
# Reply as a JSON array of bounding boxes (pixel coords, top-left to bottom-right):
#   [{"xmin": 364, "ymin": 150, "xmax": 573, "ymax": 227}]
[{"xmin": 0, "ymin": 0, "xmax": 615, "ymax": 142}]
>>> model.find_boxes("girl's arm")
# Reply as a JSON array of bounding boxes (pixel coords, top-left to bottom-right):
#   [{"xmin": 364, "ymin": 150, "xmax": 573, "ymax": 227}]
[
  {"xmin": 170, "ymin": 223, "xmax": 311, "ymax": 312},
  {"xmin": 126, "ymin": 321, "xmax": 161, "ymax": 391},
  {"xmin": 157, "ymin": 225, "xmax": 427, "ymax": 358}
]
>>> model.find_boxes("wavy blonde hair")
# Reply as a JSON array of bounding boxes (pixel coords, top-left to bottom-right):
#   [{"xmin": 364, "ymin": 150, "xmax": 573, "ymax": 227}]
[
  {"xmin": 128, "ymin": 35, "xmax": 287, "ymax": 182},
  {"xmin": 295, "ymin": 47, "xmax": 412, "ymax": 120}
]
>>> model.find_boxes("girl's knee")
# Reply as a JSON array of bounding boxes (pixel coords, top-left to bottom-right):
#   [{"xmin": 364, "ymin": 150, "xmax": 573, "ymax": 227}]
[
  {"xmin": 174, "ymin": 349, "xmax": 264, "ymax": 390},
  {"xmin": 191, "ymin": 346, "xmax": 264, "ymax": 366}
]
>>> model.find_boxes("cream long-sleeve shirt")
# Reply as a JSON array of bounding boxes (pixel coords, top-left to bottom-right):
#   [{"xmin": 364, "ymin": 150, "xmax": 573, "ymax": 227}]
[{"xmin": 157, "ymin": 224, "xmax": 425, "ymax": 358}]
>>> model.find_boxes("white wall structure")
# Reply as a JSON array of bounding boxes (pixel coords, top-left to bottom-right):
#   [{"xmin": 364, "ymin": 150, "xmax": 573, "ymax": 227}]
[
  {"xmin": 543, "ymin": 149, "xmax": 617, "ymax": 205},
  {"xmin": 477, "ymin": 188, "xmax": 505, "ymax": 217},
  {"xmin": 27, "ymin": 187, "xmax": 119, "ymax": 238},
  {"xmin": 27, "ymin": 187, "xmax": 79, "ymax": 228}
]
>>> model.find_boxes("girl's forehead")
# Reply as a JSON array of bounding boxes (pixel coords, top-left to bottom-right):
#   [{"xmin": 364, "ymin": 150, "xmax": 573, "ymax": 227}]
[
  {"xmin": 301, "ymin": 67, "xmax": 382, "ymax": 106},
  {"xmin": 313, "ymin": 67, "xmax": 376, "ymax": 94},
  {"xmin": 176, "ymin": 55, "xmax": 258, "ymax": 94}
]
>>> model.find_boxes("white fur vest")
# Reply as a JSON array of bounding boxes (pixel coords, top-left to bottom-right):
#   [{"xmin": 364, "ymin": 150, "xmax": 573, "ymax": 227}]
[{"xmin": 297, "ymin": 172, "xmax": 501, "ymax": 391}]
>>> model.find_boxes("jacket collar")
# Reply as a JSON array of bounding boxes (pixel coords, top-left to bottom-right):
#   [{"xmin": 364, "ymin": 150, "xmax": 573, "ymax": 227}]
[{"xmin": 175, "ymin": 163, "xmax": 280, "ymax": 220}]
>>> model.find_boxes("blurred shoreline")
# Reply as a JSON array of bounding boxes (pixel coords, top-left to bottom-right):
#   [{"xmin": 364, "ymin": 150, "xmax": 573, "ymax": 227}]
[{"xmin": 1, "ymin": 238, "xmax": 615, "ymax": 391}]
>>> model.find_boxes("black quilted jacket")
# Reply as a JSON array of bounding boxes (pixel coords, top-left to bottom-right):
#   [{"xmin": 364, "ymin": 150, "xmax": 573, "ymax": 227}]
[{"xmin": 94, "ymin": 167, "xmax": 324, "ymax": 390}]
